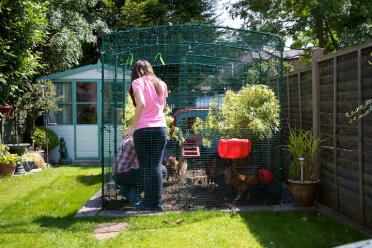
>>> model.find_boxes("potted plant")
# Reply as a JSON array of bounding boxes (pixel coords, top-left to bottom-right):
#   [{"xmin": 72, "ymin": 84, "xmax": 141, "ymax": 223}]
[
  {"xmin": 31, "ymin": 126, "xmax": 59, "ymax": 162},
  {"xmin": 21, "ymin": 151, "xmax": 46, "ymax": 170},
  {"xmin": 0, "ymin": 145, "xmax": 21, "ymax": 176},
  {"xmin": 284, "ymin": 127, "xmax": 325, "ymax": 207}
]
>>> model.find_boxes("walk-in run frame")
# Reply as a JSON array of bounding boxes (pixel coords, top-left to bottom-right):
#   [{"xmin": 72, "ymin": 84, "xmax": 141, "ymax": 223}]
[{"xmin": 101, "ymin": 24, "xmax": 284, "ymax": 211}]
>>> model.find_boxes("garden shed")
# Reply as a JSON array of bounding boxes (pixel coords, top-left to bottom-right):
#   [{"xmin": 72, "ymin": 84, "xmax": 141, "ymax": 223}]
[{"xmin": 38, "ymin": 61, "xmax": 130, "ymax": 163}]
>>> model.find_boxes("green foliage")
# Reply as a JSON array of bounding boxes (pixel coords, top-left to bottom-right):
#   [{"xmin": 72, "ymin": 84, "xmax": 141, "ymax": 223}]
[
  {"xmin": 0, "ymin": 0, "xmax": 48, "ymax": 105},
  {"xmin": 32, "ymin": 126, "xmax": 59, "ymax": 150},
  {"xmin": 193, "ymin": 84, "xmax": 280, "ymax": 146},
  {"xmin": 98, "ymin": 0, "xmax": 217, "ymax": 30},
  {"xmin": 346, "ymin": 99, "xmax": 372, "ymax": 123},
  {"xmin": 14, "ymin": 80, "xmax": 61, "ymax": 133},
  {"xmin": 247, "ymin": 60, "xmax": 294, "ymax": 84},
  {"xmin": 1, "ymin": 0, "xmax": 219, "ymax": 101},
  {"xmin": 40, "ymin": 0, "xmax": 109, "ymax": 74},
  {"xmin": 283, "ymin": 127, "xmax": 326, "ymax": 181},
  {"xmin": 0, "ymin": 145, "xmax": 20, "ymax": 164},
  {"xmin": 231, "ymin": 0, "xmax": 372, "ymax": 56},
  {"xmin": 122, "ymin": 93, "xmax": 136, "ymax": 130}
]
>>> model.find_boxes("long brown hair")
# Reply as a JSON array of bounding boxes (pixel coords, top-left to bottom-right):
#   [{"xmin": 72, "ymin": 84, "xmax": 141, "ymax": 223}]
[{"xmin": 129, "ymin": 60, "xmax": 163, "ymax": 106}]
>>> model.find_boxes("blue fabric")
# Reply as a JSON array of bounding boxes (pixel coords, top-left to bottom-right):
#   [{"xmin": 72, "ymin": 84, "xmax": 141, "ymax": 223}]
[
  {"xmin": 114, "ymin": 164, "xmax": 167, "ymax": 202},
  {"xmin": 134, "ymin": 127, "xmax": 167, "ymax": 207}
]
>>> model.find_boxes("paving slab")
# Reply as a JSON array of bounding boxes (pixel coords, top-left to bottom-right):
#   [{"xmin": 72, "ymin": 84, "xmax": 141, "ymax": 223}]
[
  {"xmin": 75, "ymin": 190, "xmax": 102, "ymax": 217},
  {"xmin": 77, "ymin": 189, "xmax": 316, "ymax": 217},
  {"xmin": 93, "ymin": 222, "xmax": 129, "ymax": 240}
]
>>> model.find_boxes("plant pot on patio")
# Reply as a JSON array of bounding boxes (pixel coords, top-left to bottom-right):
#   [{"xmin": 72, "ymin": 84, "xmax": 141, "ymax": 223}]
[
  {"xmin": 0, "ymin": 145, "xmax": 21, "ymax": 176},
  {"xmin": 0, "ymin": 106, "xmax": 13, "ymax": 115},
  {"xmin": 288, "ymin": 179, "xmax": 320, "ymax": 207},
  {"xmin": 283, "ymin": 127, "xmax": 326, "ymax": 207},
  {"xmin": 0, "ymin": 162, "xmax": 18, "ymax": 176}
]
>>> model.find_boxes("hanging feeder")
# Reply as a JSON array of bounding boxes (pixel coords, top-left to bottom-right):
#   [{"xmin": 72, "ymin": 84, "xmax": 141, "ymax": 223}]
[{"xmin": 218, "ymin": 139, "xmax": 251, "ymax": 159}]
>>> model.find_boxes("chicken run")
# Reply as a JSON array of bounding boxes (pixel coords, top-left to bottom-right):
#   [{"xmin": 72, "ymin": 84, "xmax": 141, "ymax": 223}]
[{"xmin": 101, "ymin": 24, "xmax": 284, "ymax": 210}]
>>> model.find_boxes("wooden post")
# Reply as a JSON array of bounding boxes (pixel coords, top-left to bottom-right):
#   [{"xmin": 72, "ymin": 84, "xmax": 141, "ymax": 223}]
[
  {"xmin": 333, "ymin": 56, "xmax": 339, "ymax": 211},
  {"xmin": 298, "ymin": 72, "xmax": 302, "ymax": 130},
  {"xmin": 286, "ymin": 76, "xmax": 291, "ymax": 127},
  {"xmin": 312, "ymin": 47, "xmax": 324, "ymax": 178},
  {"xmin": 357, "ymin": 49, "xmax": 365, "ymax": 225}
]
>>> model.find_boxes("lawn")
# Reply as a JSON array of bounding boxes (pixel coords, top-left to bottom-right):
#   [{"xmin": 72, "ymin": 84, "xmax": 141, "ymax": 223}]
[{"xmin": 0, "ymin": 166, "xmax": 367, "ymax": 248}]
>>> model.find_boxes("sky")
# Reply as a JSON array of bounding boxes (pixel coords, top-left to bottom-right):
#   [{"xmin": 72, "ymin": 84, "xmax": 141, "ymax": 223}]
[
  {"xmin": 217, "ymin": 0, "xmax": 243, "ymax": 29},
  {"xmin": 217, "ymin": 0, "xmax": 293, "ymax": 49}
]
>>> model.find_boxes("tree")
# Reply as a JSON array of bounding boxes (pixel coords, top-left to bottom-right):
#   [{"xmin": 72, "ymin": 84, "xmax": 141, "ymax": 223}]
[
  {"xmin": 14, "ymin": 80, "xmax": 61, "ymax": 137},
  {"xmin": 0, "ymin": 0, "xmax": 48, "ymax": 105},
  {"xmin": 38, "ymin": 0, "xmax": 109, "ymax": 75},
  {"xmin": 230, "ymin": 0, "xmax": 371, "ymax": 56},
  {"xmin": 95, "ymin": 0, "xmax": 217, "ymax": 30}
]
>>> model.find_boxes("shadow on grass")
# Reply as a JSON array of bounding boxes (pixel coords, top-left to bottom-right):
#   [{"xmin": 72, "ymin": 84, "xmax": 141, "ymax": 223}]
[
  {"xmin": 76, "ymin": 174, "xmax": 102, "ymax": 186},
  {"xmin": 31, "ymin": 210, "xmax": 226, "ymax": 233},
  {"xmin": 237, "ymin": 211, "xmax": 367, "ymax": 248},
  {"xmin": 33, "ymin": 213, "xmax": 96, "ymax": 230}
]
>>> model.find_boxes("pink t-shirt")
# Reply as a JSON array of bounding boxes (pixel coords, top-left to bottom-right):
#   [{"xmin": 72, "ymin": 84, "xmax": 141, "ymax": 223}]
[{"xmin": 132, "ymin": 76, "xmax": 168, "ymax": 130}]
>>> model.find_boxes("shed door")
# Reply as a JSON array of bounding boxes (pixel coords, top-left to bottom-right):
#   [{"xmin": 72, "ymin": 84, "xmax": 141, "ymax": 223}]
[{"xmin": 75, "ymin": 81, "xmax": 99, "ymax": 159}]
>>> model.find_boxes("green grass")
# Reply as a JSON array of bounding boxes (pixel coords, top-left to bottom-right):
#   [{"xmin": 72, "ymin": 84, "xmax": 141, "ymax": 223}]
[{"xmin": 0, "ymin": 166, "xmax": 367, "ymax": 248}]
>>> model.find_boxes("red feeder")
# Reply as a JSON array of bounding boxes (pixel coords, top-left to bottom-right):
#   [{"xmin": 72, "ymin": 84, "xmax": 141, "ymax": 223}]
[
  {"xmin": 218, "ymin": 139, "xmax": 251, "ymax": 159},
  {"xmin": 259, "ymin": 169, "xmax": 275, "ymax": 184}
]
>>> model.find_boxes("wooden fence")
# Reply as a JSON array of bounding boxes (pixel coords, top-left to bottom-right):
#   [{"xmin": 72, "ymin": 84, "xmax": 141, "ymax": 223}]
[{"xmin": 280, "ymin": 41, "xmax": 372, "ymax": 228}]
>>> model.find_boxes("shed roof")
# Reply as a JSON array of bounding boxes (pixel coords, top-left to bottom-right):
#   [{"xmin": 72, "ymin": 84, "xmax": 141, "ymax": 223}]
[{"xmin": 37, "ymin": 60, "xmax": 131, "ymax": 81}]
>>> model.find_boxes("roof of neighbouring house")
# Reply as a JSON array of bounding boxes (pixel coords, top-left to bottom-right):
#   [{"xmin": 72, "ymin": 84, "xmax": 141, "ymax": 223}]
[{"xmin": 283, "ymin": 49, "xmax": 304, "ymax": 60}]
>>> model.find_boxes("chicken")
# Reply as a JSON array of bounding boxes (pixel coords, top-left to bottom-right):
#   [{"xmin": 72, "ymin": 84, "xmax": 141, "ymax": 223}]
[
  {"xmin": 207, "ymin": 157, "xmax": 217, "ymax": 179},
  {"xmin": 165, "ymin": 157, "xmax": 177, "ymax": 181},
  {"xmin": 167, "ymin": 156, "xmax": 188, "ymax": 183},
  {"xmin": 223, "ymin": 165, "xmax": 258, "ymax": 203}
]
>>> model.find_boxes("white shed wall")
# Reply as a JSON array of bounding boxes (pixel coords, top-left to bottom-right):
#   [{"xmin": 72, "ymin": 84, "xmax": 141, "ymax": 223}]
[
  {"xmin": 76, "ymin": 126, "xmax": 99, "ymax": 158},
  {"xmin": 48, "ymin": 125, "xmax": 75, "ymax": 162}
]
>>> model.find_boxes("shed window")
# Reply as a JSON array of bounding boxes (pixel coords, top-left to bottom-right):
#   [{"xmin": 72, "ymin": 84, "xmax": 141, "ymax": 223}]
[
  {"xmin": 76, "ymin": 82, "xmax": 97, "ymax": 124},
  {"xmin": 55, "ymin": 82, "xmax": 73, "ymax": 124},
  {"xmin": 56, "ymin": 104, "xmax": 73, "ymax": 124}
]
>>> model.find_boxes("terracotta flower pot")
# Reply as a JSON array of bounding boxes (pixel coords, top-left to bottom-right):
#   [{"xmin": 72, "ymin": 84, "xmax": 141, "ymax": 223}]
[
  {"xmin": 0, "ymin": 162, "xmax": 18, "ymax": 176},
  {"xmin": 288, "ymin": 179, "xmax": 320, "ymax": 207},
  {"xmin": 0, "ymin": 106, "xmax": 13, "ymax": 114}
]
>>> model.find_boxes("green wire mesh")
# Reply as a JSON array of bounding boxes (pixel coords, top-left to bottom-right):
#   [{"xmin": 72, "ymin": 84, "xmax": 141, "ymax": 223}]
[{"xmin": 101, "ymin": 24, "xmax": 284, "ymax": 211}]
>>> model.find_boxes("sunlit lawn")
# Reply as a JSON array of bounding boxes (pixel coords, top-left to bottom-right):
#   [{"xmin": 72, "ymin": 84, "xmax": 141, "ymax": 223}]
[{"xmin": 0, "ymin": 166, "xmax": 367, "ymax": 248}]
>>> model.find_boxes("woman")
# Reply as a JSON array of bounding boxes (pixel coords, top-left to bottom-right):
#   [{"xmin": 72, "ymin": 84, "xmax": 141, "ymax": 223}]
[{"xmin": 123, "ymin": 60, "xmax": 168, "ymax": 211}]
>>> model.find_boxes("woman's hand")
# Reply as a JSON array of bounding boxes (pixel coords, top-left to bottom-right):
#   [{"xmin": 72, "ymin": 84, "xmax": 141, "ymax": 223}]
[{"xmin": 123, "ymin": 126, "xmax": 135, "ymax": 138}]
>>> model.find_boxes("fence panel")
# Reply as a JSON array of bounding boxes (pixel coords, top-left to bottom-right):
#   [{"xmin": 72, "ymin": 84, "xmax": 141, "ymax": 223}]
[{"xmin": 282, "ymin": 41, "xmax": 372, "ymax": 228}]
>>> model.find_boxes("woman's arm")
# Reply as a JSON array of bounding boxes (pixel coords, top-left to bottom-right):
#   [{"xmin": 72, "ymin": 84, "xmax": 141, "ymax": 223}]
[{"xmin": 123, "ymin": 90, "xmax": 145, "ymax": 137}]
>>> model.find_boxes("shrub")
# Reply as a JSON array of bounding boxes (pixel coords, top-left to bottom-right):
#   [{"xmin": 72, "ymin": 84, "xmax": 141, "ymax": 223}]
[
  {"xmin": 193, "ymin": 84, "xmax": 280, "ymax": 146},
  {"xmin": 32, "ymin": 127, "xmax": 59, "ymax": 150}
]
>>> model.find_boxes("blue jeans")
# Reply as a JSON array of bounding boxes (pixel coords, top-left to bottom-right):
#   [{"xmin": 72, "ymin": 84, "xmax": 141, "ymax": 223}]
[{"xmin": 134, "ymin": 127, "xmax": 167, "ymax": 207}]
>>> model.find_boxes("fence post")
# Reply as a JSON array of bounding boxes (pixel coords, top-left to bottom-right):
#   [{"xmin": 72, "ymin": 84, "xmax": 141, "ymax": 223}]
[
  {"xmin": 357, "ymin": 48, "xmax": 365, "ymax": 226},
  {"xmin": 312, "ymin": 47, "xmax": 324, "ymax": 178},
  {"xmin": 286, "ymin": 76, "xmax": 291, "ymax": 127},
  {"xmin": 333, "ymin": 56, "xmax": 339, "ymax": 211},
  {"xmin": 297, "ymin": 72, "xmax": 302, "ymax": 130}
]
